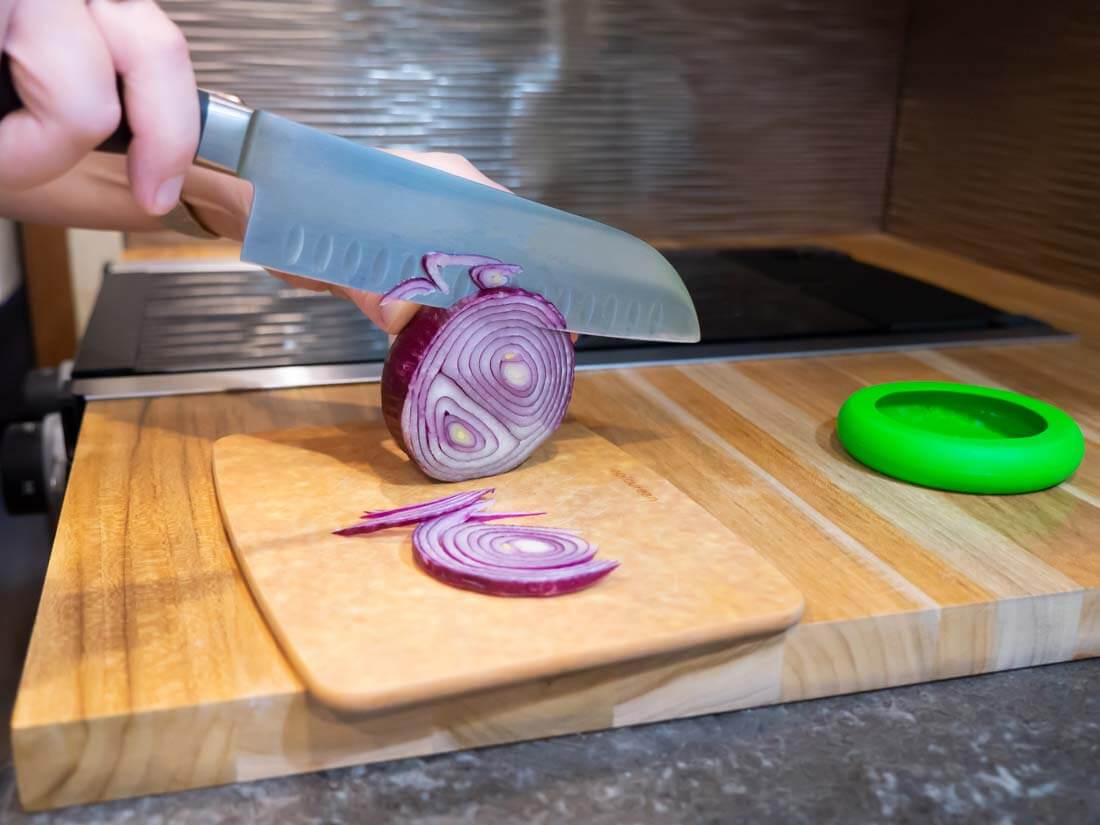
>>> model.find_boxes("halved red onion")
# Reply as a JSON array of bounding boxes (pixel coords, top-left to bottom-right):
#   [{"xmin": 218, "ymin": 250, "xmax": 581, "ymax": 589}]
[
  {"xmin": 334, "ymin": 488, "xmax": 492, "ymax": 536},
  {"xmin": 469, "ymin": 263, "xmax": 522, "ymax": 289},
  {"xmin": 422, "ymin": 252, "xmax": 502, "ymax": 292},
  {"xmin": 382, "ymin": 286, "xmax": 574, "ymax": 482},
  {"xmin": 412, "ymin": 504, "xmax": 618, "ymax": 597},
  {"xmin": 381, "ymin": 276, "xmax": 439, "ymax": 306}
]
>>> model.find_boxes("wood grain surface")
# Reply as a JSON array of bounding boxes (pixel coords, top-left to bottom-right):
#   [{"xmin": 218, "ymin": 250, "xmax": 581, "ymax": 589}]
[
  {"xmin": 20, "ymin": 224, "xmax": 77, "ymax": 367},
  {"xmin": 213, "ymin": 422, "xmax": 803, "ymax": 712},
  {"xmin": 11, "ymin": 234, "xmax": 1100, "ymax": 810},
  {"xmin": 888, "ymin": 1, "xmax": 1100, "ymax": 296}
]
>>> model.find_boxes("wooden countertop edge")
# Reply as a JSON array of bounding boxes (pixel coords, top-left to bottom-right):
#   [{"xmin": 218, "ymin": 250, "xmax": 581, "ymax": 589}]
[
  {"xmin": 9, "ymin": 589, "xmax": 1084, "ymax": 731},
  {"xmin": 10, "ymin": 231, "xmax": 1098, "ymax": 810}
]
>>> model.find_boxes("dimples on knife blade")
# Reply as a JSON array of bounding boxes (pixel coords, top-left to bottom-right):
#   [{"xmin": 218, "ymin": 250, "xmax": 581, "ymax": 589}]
[{"xmin": 235, "ymin": 112, "xmax": 699, "ymax": 342}]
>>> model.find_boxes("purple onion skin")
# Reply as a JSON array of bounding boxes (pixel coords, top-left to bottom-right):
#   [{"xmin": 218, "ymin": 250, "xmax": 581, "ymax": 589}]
[
  {"xmin": 381, "ymin": 287, "xmax": 575, "ymax": 481},
  {"xmin": 380, "ymin": 276, "xmax": 438, "ymax": 306},
  {"xmin": 334, "ymin": 488, "xmax": 493, "ymax": 536},
  {"xmin": 413, "ymin": 554, "xmax": 618, "ymax": 597},
  {"xmin": 421, "ymin": 252, "xmax": 501, "ymax": 292},
  {"xmin": 381, "ymin": 303, "xmax": 453, "ymax": 448}
]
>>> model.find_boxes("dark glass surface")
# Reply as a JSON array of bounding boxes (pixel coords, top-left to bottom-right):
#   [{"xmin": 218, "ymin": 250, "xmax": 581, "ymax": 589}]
[
  {"xmin": 73, "ymin": 247, "xmax": 1059, "ymax": 380},
  {"xmin": 577, "ymin": 247, "xmax": 1031, "ymax": 351},
  {"xmin": 0, "ymin": 287, "xmax": 35, "ymax": 425}
]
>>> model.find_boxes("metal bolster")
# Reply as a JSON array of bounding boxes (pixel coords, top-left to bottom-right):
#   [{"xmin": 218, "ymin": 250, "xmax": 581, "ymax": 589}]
[{"xmin": 195, "ymin": 91, "xmax": 254, "ymax": 174}]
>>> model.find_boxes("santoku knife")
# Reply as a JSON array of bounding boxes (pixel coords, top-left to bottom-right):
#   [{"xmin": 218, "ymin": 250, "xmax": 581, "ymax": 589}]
[{"xmin": 0, "ymin": 68, "xmax": 700, "ymax": 342}]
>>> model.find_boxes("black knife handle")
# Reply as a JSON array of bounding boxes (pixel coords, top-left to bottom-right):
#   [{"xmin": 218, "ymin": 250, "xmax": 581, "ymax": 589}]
[{"xmin": 0, "ymin": 53, "xmax": 211, "ymax": 156}]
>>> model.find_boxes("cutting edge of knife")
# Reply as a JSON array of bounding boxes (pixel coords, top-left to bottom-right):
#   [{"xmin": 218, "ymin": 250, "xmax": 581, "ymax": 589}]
[{"xmin": 232, "ymin": 110, "xmax": 702, "ymax": 343}]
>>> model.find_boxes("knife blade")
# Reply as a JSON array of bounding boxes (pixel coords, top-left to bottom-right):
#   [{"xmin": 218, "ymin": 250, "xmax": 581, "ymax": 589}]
[
  {"xmin": 0, "ymin": 65, "xmax": 700, "ymax": 342},
  {"xmin": 232, "ymin": 110, "xmax": 699, "ymax": 342}
]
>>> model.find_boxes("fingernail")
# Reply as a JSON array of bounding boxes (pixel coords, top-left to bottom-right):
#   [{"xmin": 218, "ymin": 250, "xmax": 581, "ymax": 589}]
[{"xmin": 152, "ymin": 175, "xmax": 186, "ymax": 215}]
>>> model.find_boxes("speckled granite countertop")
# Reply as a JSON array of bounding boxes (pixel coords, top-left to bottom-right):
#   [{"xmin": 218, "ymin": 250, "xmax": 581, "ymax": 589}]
[{"xmin": 3, "ymin": 659, "xmax": 1097, "ymax": 824}]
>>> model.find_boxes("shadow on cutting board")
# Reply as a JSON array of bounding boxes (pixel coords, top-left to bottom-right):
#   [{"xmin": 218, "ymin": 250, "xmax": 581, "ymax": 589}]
[{"xmin": 246, "ymin": 419, "xmax": 578, "ymax": 487}]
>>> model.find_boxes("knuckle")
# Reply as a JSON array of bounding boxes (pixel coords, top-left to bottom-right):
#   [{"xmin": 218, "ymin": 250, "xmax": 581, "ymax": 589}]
[
  {"xmin": 122, "ymin": 16, "xmax": 190, "ymax": 67},
  {"xmin": 67, "ymin": 94, "xmax": 122, "ymax": 145},
  {"xmin": 155, "ymin": 23, "xmax": 191, "ymax": 64}
]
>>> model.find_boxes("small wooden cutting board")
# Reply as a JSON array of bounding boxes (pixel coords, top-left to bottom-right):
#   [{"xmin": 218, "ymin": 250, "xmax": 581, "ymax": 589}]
[{"xmin": 213, "ymin": 420, "xmax": 804, "ymax": 712}]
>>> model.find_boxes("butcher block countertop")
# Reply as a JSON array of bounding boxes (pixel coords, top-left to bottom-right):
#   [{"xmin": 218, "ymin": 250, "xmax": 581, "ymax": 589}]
[{"xmin": 10, "ymin": 233, "xmax": 1100, "ymax": 811}]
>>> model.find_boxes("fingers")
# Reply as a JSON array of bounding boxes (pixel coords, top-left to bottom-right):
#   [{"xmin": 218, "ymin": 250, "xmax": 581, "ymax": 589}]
[
  {"xmin": 88, "ymin": 0, "xmax": 199, "ymax": 215},
  {"xmin": 0, "ymin": 5, "xmax": 12, "ymax": 49},
  {"xmin": 263, "ymin": 272, "xmax": 414, "ymax": 333},
  {"xmin": 328, "ymin": 286, "xmax": 418, "ymax": 334},
  {"xmin": 380, "ymin": 149, "xmax": 512, "ymax": 193},
  {"xmin": 0, "ymin": 0, "xmax": 198, "ymax": 210},
  {"xmin": 0, "ymin": 0, "xmax": 120, "ymax": 188},
  {"xmin": 264, "ymin": 270, "xmax": 332, "ymax": 293},
  {"xmin": 340, "ymin": 290, "xmax": 387, "ymax": 329}
]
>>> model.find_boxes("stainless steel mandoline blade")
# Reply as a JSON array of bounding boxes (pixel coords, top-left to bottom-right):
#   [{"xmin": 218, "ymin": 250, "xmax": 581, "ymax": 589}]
[{"xmin": 230, "ymin": 111, "xmax": 700, "ymax": 342}]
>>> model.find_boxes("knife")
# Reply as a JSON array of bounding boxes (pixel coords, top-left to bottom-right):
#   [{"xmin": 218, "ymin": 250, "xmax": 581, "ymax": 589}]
[{"xmin": 0, "ymin": 65, "xmax": 700, "ymax": 342}]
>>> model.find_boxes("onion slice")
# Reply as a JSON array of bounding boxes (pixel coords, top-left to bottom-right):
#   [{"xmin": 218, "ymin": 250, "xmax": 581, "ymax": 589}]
[
  {"xmin": 422, "ymin": 252, "xmax": 502, "ymax": 292},
  {"xmin": 381, "ymin": 276, "xmax": 439, "ymax": 306},
  {"xmin": 469, "ymin": 263, "xmax": 522, "ymax": 289},
  {"xmin": 334, "ymin": 488, "xmax": 493, "ymax": 536},
  {"xmin": 335, "ymin": 492, "xmax": 617, "ymax": 597},
  {"xmin": 412, "ymin": 504, "xmax": 618, "ymax": 597},
  {"xmin": 466, "ymin": 510, "xmax": 546, "ymax": 522}
]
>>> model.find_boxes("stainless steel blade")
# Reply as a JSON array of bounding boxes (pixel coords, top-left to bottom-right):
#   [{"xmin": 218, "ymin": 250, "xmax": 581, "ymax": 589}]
[{"xmin": 235, "ymin": 112, "xmax": 700, "ymax": 342}]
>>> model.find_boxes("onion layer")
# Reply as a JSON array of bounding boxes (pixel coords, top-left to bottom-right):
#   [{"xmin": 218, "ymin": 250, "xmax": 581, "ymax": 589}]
[
  {"xmin": 333, "ymin": 488, "xmax": 492, "ymax": 536},
  {"xmin": 469, "ymin": 263, "xmax": 522, "ymax": 289},
  {"xmin": 412, "ymin": 504, "xmax": 618, "ymax": 597},
  {"xmin": 381, "ymin": 276, "xmax": 438, "ymax": 306},
  {"xmin": 422, "ymin": 252, "xmax": 501, "ymax": 291},
  {"xmin": 382, "ymin": 286, "xmax": 575, "ymax": 482},
  {"xmin": 335, "ymin": 491, "xmax": 617, "ymax": 597}
]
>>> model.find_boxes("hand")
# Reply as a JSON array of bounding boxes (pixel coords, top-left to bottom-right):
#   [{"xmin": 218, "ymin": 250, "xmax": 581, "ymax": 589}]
[
  {"xmin": 259, "ymin": 149, "xmax": 511, "ymax": 335},
  {"xmin": 0, "ymin": 0, "xmax": 511, "ymax": 339},
  {"xmin": 0, "ymin": 0, "xmax": 197, "ymax": 216}
]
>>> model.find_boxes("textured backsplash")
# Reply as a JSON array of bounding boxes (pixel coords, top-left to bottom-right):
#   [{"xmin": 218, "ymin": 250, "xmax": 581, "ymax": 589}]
[
  {"xmin": 888, "ymin": 1, "xmax": 1100, "ymax": 297},
  {"xmin": 162, "ymin": 0, "xmax": 908, "ymax": 242}
]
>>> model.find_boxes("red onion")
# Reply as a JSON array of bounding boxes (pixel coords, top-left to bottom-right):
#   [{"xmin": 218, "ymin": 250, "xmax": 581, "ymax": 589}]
[
  {"xmin": 382, "ymin": 253, "xmax": 505, "ymax": 306},
  {"xmin": 412, "ymin": 504, "xmax": 618, "ymax": 597},
  {"xmin": 381, "ymin": 276, "xmax": 439, "ymax": 306},
  {"xmin": 469, "ymin": 263, "xmax": 522, "ymax": 289},
  {"xmin": 382, "ymin": 280, "xmax": 575, "ymax": 482},
  {"xmin": 333, "ymin": 488, "xmax": 492, "ymax": 536},
  {"xmin": 335, "ymin": 491, "xmax": 617, "ymax": 597},
  {"xmin": 421, "ymin": 252, "xmax": 501, "ymax": 292}
]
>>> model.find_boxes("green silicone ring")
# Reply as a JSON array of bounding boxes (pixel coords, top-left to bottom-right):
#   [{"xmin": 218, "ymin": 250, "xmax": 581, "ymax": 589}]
[{"xmin": 836, "ymin": 381, "xmax": 1085, "ymax": 494}]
